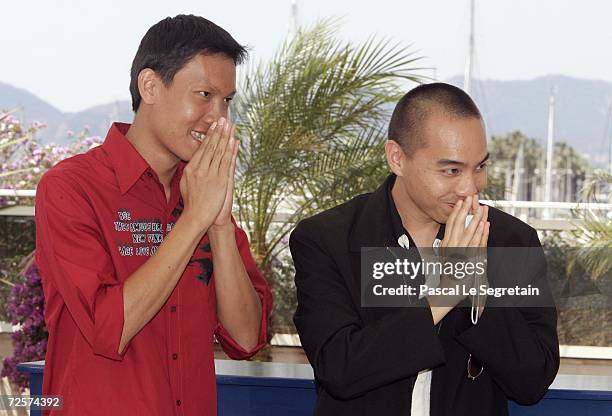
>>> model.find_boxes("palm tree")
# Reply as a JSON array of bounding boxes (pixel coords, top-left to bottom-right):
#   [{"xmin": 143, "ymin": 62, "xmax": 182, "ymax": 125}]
[
  {"xmin": 233, "ymin": 20, "xmax": 426, "ymax": 278},
  {"xmin": 232, "ymin": 20, "xmax": 427, "ymax": 334},
  {"xmin": 570, "ymin": 170, "xmax": 612, "ymax": 281}
]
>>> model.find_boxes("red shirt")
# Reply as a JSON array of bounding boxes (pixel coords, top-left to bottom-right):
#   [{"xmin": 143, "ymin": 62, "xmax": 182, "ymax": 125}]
[{"xmin": 35, "ymin": 123, "xmax": 272, "ymax": 415}]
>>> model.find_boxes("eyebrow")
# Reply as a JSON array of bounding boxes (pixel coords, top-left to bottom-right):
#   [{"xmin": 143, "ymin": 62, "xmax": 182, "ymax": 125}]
[
  {"xmin": 436, "ymin": 152, "xmax": 490, "ymax": 167},
  {"xmin": 195, "ymin": 85, "xmax": 236, "ymax": 97}
]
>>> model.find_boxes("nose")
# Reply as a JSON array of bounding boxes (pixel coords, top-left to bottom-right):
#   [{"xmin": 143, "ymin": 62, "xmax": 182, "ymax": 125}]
[
  {"xmin": 456, "ymin": 174, "xmax": 478, "ymax": 198},
  {"xmin": 202, "ymin": 100, "xmax": 229, "ymax": 125}
]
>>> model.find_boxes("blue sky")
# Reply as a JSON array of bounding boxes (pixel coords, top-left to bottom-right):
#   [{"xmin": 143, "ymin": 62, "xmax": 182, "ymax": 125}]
[{"xmin": 2, "ymin": 0, "xmax": 611, "ymax": 112}]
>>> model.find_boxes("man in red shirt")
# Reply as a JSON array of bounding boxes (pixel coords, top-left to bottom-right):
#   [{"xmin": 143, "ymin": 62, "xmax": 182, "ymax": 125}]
[{"xmin": 34, "ymin": 15, "xmax": 272, "ymax": 415}]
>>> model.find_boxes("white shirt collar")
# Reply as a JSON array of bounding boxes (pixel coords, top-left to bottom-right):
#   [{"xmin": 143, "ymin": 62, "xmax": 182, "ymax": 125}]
[{"xmin": 397, "ymin": 234, "xmax": 442, "ymax": 250}]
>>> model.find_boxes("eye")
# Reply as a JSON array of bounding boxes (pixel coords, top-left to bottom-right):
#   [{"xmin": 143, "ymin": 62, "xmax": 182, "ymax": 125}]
[
  {"xmin": 443, "ymin": 168, "xmax": 460, "ymax": 176},
  {"xmin": 198, "ymin": 91, "xmax": 210, "ymax": 97},
  {"xmin": 476, "ymin": 163, "xmax": 488, "ymax": 172},
  {"xmin": 224, "ymin": 97, "xmax": 233, "ymax": 104}
]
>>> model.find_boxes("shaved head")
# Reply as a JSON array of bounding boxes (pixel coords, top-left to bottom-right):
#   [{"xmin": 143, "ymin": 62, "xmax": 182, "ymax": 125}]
[{"xmin": 388, "ymin": 83, "xmax": 482, "ymax": 156}]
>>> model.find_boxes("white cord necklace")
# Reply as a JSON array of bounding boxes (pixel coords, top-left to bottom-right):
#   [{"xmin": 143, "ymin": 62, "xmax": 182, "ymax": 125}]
[{"xmin": 471, "ymin": 271, "xmax": 480, "ymax": 325}]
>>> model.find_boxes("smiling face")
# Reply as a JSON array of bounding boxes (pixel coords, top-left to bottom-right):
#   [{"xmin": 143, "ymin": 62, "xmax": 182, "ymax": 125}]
[
  {"xmin": 387, "ymin": 110, "xmax": 489, "ymax": 224},
  {"xmin": 146, "ymin": 53, "xmax": 236, "ymax": 162}
]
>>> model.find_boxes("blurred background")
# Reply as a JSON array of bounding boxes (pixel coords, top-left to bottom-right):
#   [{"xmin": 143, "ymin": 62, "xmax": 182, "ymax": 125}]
[{"xmin": 0, "ymin": 0, "xmax": 610, "ymax": 399}]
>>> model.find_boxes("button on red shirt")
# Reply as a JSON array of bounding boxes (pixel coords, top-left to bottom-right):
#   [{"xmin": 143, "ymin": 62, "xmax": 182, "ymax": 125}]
[{"xmin": 35, "ymin": 123, "xmax": 272, "ymax": 415}]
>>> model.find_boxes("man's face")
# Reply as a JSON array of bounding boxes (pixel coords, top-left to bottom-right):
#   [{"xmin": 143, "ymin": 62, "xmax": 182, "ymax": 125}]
[
  {"xmin": 150, "ymin": 53, "xmax": 236, "ymax": 162},
  {"xmin": 393, "ymin": 111, "xmax": 489, "ymax": 224}
]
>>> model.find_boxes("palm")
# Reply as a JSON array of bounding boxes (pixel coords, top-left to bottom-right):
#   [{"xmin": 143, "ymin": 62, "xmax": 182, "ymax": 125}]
[
  {"xmin": 570, "ymin": 170, "xmax": 612, "ymax": 281},
  {"xmin": 233, "ymin": 19, "xmax": 426, "ymax": 274}
]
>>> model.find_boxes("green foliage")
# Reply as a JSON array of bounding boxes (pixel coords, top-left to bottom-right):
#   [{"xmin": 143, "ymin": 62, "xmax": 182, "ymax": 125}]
[
  {"xmin": 0, "ymin": 217, "xmax": 36, "ymax": 322},
  {"xmin": 233, "ymin": 20, "xmax": 426, "ymax": 273},
  {"xmin": 232, "ymin": 20, "xmax": 426, "ymax": 334},
  {"xmin": 487, "ymin": 131, "xmax": 588, "ymax": 201},
  {"xmin": 570, "ymin": 170, "xmax": 612, "ymax": 281},
  {"xmin": 267, "ymin": 249, "xmax": 297, "ymax": 334}
]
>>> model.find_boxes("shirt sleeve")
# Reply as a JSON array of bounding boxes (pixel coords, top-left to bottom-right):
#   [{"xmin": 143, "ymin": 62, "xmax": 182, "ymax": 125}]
[
  {"xmin": 35, "ymin": 173, "xmax": 127, "ymax": 361},
  {"xmin": 212, "ymin": 218, "xmax": 272, "ymax": 360}
]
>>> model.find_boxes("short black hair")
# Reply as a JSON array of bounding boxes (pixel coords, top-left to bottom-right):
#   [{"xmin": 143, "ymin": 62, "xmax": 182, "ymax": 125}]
[
  {"xmin": 388, "ymin": 82, "xmax": 482, "ymax": 154},
  {"xmin": 129, "ymin": 14, "xmax": 248, "ymax": 112}
]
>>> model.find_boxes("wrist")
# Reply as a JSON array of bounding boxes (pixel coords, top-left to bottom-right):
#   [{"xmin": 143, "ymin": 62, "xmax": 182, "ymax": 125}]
[
  {"xmin": 179, "ymin": 210, "xmax": 214, "ymax": 234},
  {"xmin": 208, "ymin": 222, "xmax": 235, "ymax": 240}
]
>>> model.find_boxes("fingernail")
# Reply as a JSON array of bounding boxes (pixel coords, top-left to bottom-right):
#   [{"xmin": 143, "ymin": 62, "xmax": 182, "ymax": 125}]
[
  {"xmin": 211, "ymin": 122, "xmax": 217, "ymax": 130},
  {"xmin": 218, "ymin": 117, "xmax": 226, "ymax": 126}
]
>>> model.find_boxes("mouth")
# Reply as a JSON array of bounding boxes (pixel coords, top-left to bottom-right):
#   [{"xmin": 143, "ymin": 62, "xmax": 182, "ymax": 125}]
[{"xmin": 191, "ymin": 131, "xmax": 206, "ymax": 143}]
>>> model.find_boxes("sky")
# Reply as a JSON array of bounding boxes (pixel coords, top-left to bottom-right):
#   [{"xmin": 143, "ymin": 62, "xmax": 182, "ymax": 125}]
[{"xmin": 2, "ymin": 0, "xmax": 611, "ymax": 113}]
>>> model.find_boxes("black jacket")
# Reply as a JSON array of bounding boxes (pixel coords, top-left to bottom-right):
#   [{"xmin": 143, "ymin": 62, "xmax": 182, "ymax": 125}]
[{"xmin": 290, "ymin": 175, "xmax": 559, "ymax": 416}]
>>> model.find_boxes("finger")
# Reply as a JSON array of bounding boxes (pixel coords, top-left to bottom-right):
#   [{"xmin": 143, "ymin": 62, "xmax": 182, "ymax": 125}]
[
  {"xmin": 227, "ymin": 136, "xmax": 238, "ymax": 178},
  {"xmin": 223, "ymin": 138, "xmax": 238, "ymax": 210},
  {"xmin": 190, "ymin": 121, "xmax": 217, "ymax": 168},
  {"xmin": 225, "ymin": 138, "xmax": 239, "ymax": 191},
  {"xmin": 472, "ymin": 203, "xmax": 486, "ymax": 226},
  {"xmin": 462, "ymin": 205, "xmax": 484, "ymax": 245},
  {"xmin": 468, "ymin": 220, "xmax": 485, "ymax": 247},
  {"xmin": 212, "ymin": 120, "xmax": 233, "ymax": 172},
  {"xmin": 219, "ymin": 134, "xmax": 235, "ymax": 179},
  {"xmin": 201, "ymin": 118, "xmax": 226, "ymax": 167},
  {"xmin": 227, "ymin": 123, "xmax": 237, "ymax": 159},
  {"xmin": 480, "ymin": 221, "xmax": 490, "ymax": 247},
  {"xmin": 471, "ymin": 193, "xmax": 479, "ymax": 214},
  {"xmin": 199, "ymin": 120, "xmax": 222, "ymax": 168},
  {"xmin": 443, "ymin": 199, "xmax": 463, "ymax": 246},
  {"xmin": 229, "ymin": 138, "xmax": 239, "ymax": 178},
  {"xmin": 452, "ymin": 195, "xmax": 472, "ymax": 240}
]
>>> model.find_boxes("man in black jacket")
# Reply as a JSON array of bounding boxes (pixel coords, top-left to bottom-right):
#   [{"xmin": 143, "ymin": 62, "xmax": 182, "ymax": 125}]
[{"xmin": 290, "ymin": 83, "xmax": 559, "ymax": 416}]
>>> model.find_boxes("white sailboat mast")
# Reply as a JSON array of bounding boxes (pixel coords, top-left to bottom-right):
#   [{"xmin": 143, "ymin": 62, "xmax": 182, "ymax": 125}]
[
  {"xmin": 463, "ymin": 0, "xmax": 475, "ymax": 94},
  {"xmin": 543, "ymin": 89, "xmax": 556, "ymax": 218}
]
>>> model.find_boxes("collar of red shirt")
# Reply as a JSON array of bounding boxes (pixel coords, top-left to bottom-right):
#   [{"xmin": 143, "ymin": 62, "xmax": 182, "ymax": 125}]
[{"xmin": 101, "ymin": 122, "xmax": 150, "ymax": 195}]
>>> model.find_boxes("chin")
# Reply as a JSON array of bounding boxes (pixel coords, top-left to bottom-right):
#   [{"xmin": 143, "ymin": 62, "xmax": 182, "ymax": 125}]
[
  {"xmin": 434, "ymin": 209, "xmax": 451, "ymax": 224},
  {"xmin": 175, "ymin": 144, "xmax": 197, "ymax": 162},
  {"xmin": 180, "ymin": 150, "xmax": 194, "ymax": 162}
]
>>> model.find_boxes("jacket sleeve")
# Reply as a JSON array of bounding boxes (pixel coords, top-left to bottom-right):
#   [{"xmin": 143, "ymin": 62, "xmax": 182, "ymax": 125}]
[
  {"xmin": 291, "ymin": 220, "xmax": 446, "ymax": 400},
  {"xmin": 455, "ymin": 228, "xmax": 560, "ymax": 405},
  {"xmin": 35, "ymin": 173, "xmax": 127, "ymax": 361},
  {"xmin": 211, "ymin": 218, "xmax": 273, "ymax": 360}
]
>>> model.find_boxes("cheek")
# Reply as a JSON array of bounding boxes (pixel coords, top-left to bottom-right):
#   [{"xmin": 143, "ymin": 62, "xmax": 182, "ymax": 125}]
[
  {"xmin": 406, "ymin": 170, "xmax": 446, "ymax": 203},
  {"xmin": 179, "ymin": 101, "xmax": 201, "ymax": 122},
  {"xmin": 167, "ymin": 95, "xmax": 203, "ymax": 124},
  {"xmin": 476, "ymin": 172, "xmax": 487, "ymax": 191},
  {"xmin": 422, "ymin": 177, "xmax": 452, "ymax": 201}
]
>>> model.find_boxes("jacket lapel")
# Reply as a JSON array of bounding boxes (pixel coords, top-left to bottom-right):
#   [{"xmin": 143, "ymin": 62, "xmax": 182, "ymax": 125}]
[
  {"xmin": 348, "ymin": 174, "xmax": 398, "ymax": 252},
  {"xmin": 347, "ymin": 175, "xmax": 405, "ymax": 320}
]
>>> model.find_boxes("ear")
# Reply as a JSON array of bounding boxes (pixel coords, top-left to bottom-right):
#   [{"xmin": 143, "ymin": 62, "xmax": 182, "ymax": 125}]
[
  {"xmin": 137, "ymin": 68, "xmax": 161, "ymax": 106},
  {"xmin": 385, "ymin": 140, "xmax": 405, "ymax": 177}
]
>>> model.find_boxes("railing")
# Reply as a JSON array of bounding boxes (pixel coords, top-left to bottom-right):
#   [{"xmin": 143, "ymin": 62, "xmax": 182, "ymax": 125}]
[
  {"xmin": 0, "ymin": 190, "xmax": 36, "ymax": 197},
  {"xmin": 3, "ymin": 190, "xmax": 611, "ymax": 230},
  {"xmin": 1, "ymin": 190, "xmax": 611, "ymax": 359}
]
